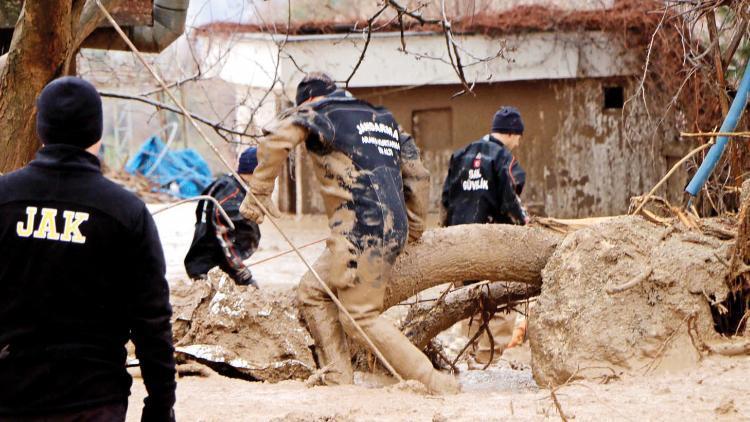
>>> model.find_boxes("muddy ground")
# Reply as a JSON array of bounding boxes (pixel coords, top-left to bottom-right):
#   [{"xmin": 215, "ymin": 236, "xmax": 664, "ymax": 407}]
[
  {"xmin": 138, "ymin": 205, "xmax": 750, "ymax": 421},
  {"xmin": 126, "ymin": 355, "xmax": 750, "ymax": 421}
]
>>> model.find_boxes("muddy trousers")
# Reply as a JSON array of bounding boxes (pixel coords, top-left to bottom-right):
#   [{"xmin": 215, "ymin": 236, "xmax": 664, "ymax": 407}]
[{"xmin": 298, "ymin": 250, "xmax": 441, "ymax": 387}]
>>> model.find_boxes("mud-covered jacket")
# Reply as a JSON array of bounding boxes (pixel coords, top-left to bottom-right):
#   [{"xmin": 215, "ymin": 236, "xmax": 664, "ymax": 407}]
[
  {"xmin": 244, "ymin": 90, "xmax": 430, "ymax": 274},
  {"xmin": 441, "ymin": 135, "xmax": 528, "ymax": 226},
  {"xmin": 184, "ymin": 174, "xmax": 260, "ymax": 284},
  {"xmin": 0, "ymin": 145, "xmax": 175, "ymax": 418}
]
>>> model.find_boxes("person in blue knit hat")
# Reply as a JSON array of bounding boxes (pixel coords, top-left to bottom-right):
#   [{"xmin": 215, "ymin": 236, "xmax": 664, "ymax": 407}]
[{"xmin": 184, "ymin": 147, "xmax": 261, "ymax": 287}]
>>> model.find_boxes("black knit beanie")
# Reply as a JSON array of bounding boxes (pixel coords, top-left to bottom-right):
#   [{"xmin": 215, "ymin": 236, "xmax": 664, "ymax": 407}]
[
  {"xmin": 295, "ymin": 72, "xmax": 337, "ymax": 106},
  {"xmin": 491, "ymin": 106, "xmax": 524, "ymax": 135},
  {"xmin": 36, "ymin": 76, "xmax": 103, "ymax": 148}
]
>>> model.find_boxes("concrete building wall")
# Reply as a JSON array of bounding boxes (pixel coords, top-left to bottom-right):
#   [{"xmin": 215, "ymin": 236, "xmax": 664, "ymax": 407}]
[{"xmin": 201, "ymin": 30, "xmax": 635, "ymax": 93}]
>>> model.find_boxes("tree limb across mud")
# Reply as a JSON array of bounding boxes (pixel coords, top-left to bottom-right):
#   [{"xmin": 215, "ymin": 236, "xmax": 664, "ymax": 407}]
[
  {"xmin": 172, "ymin": 223, "xmax": 561, "ymax": 382},
  {"xmin": 401, "ymin": 281, "xmax": 540, "ymax": 351},
  {"xmin": 385, "ymin": 224, "xmax": 561, "ymax": 308},
  {"xmin": 171, "ymin": 216, "xmax": 748, "ymax": 384}
]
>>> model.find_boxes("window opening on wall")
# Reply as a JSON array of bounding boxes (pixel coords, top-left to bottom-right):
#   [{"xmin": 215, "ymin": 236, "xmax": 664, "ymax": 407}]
[{"xmin": 603, "ymin": 86, "xmax": 624, "ymax": 110}]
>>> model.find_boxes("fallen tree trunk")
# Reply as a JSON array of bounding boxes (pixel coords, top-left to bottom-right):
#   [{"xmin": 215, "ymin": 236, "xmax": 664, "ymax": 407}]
[
  {"xmin": 174, "ymin": 224, "xmax": 559, "ymax": 381},
  {"xmin": 384, "ymin": 224, "xmax": 561, "ymax": 309},
  {"xmin": 401, "ymin": 281, "xmax": 540, "ymax": 350}
]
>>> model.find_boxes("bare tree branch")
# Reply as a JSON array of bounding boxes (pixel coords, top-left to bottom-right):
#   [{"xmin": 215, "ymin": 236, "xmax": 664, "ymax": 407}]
[
  {"xmin": 337, "ymin": 0, "xmax": 491, "ymax": 95},
  {"xmin": 440, "ymin": 0, "xmax": 474, "ymax": 97},
  {"xmin": 345, "ymin": 4, "xmax": 388, "ymax": 87},
  {"xmin": 242, "ymin": 0, "xmax": 292, "ymax": 134},
  {"xmin": 99, "ymin": 91, "xmax": 259, "ymax": 143},
  {"xmin": 140, "ymin": 72, "xmax": 202, "ymax": 97},
  {"xmin": 723, "ymin": 18, "xmax": 747, "ymax": 68},
  {"xmin": 705, "ymin": 9, "xmax": 729, "ymax": 115}
]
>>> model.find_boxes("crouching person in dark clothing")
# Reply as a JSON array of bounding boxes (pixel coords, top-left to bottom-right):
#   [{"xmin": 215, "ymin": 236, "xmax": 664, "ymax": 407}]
[
  {"xmin": 184, "ymin": 147, "xmax": 261, "ymax": 287},
  {"xmin": 0, "ymin": 77, "xmax": 176, "ymax": 421}
]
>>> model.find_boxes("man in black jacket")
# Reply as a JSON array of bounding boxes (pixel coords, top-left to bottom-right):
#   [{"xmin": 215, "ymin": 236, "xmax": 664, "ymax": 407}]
[
  {"xmin": 184, "ymin": 147, "xmax": 261, "ymax": 287},
  {"xmin": 0, "ymin": 77, "xmax": 176, "ymax": 421},
  {"xmin": 441, "ymin": 106, "xmax": 529, "ymax": 365},
  {"xmin": 441, "ymin": 106, "xmax": 529, "ymax": 226}
]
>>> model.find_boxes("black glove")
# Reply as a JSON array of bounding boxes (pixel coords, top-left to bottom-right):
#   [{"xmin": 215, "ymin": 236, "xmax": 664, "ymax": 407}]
[{"xmin": 235, "ymin": 267, "xmax": 259, "ymax": 288}]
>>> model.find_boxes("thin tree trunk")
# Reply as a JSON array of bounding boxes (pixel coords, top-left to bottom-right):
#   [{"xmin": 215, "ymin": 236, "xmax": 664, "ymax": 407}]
[
  {"xmin": 0, "ymin": 0, "xmax": 121, "ymax": 173},
  {"xmin": 0, "ymin": 1, "xmax": 77, "ymax": 172}
]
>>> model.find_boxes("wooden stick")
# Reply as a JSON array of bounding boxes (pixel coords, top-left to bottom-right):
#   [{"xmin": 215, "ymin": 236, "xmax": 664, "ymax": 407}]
[
  {"xmin": 632, "ymin": 141, "xmax": 714, "ymax": 215},
  {"xmin": 246, "ymin": 238, "xmax": 327, "ymax": 267},
  {"xmin": 706, "ymin": 10, "xmax": 730, "ymax": 116},
  {"xmin": 549, "ymin": 385, "xmax": 570, "ymax": 422},
  {"xmin": 723, "ymin": 18, "xmax": 748, "ymax": 69},
  {"xmin": 681, "ymin": 131, "xmax": 750, "ymax": 138},
  {"xmin": 151, "ymin": 196, "xmax": 235, "ymax": 230},
  {"xmin": 640, "ymin": 209, "xmax": 671, "ymax": 225}
]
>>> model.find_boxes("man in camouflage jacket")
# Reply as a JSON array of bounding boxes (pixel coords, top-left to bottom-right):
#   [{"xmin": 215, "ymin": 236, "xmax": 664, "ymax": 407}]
[{"xmin": 240, "ymin": 73, "xmax": 459, "ymax": 393}]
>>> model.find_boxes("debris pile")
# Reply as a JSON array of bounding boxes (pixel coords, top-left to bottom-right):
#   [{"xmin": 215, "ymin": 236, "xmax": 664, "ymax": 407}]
[
  {"xmin": 104, "ymin": 169, "xmax": 174, "ymax": 203},
  {"xmin": 530, "ymin": 216, "xmax": 736, "ymax": 386},
  {"xmin": 171, "ymin": 270, "xmax": 316, "ymax": 382},
  {"xmin": 166, "ymin": 217, "xmax": 749, "ymax": 387}
]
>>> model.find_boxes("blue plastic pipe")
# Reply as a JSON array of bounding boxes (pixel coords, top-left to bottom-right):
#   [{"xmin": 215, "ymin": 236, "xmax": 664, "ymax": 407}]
[{"xmin": 686, "ymin": 58, "xmax": 750, "ymax": 196}]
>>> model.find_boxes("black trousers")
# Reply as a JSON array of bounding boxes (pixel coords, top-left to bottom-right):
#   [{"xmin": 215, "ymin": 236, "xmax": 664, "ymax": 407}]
[{"xmin": 2, "ymin": 401, "xmax": 127, "ymax": 422}]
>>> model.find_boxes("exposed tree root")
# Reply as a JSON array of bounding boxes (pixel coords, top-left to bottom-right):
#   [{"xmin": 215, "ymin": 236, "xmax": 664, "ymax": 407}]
[
  {"xmin": 705, "ymin": 339, "xmax": 750, "ymax": 356},
  {"xmin": 532, "ymin": 216, "xmax": 738, "ymax": 386},
  {"xmin": 606, "ymin": 267, "xmax": 653, "ymax": 294},
  {"xmin": 688, "ymin": 313, "xmax": 750, "ymax": 356},
  {"xmin": 400, "ymin": 282, "xmax": 540, "ymax": 350}
]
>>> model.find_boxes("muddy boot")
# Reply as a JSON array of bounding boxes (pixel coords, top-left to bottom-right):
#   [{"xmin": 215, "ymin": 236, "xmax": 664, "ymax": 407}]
[
  {"xmin": 299, "ymin": 304, "xmax": 353, "ymax": 385},
  {"xmin": 341, "ymin": 311, "xmax": 461, "ymax": 394},
  {"xmin": 372, "ymin": 321, "xmax": 460, "ymax": 394}
]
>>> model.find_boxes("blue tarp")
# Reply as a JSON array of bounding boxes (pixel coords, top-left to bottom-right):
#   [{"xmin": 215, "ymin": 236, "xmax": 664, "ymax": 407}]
[{"xmin": 125, "ymin": 136, "xmax": 213, "ymax": 199}]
